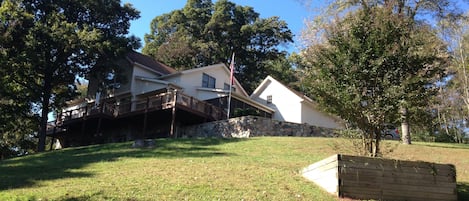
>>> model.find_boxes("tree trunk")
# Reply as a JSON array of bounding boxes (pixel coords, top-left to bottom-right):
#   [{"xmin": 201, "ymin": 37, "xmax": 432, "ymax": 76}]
[
  {"xmin": 37, "ymin": 75, "xmax": 52, "ymax": 152},
  {"xmin": 38, "ymin": 89, "xmax": 51, "ymax": 152},
  {"xmin": 373, "ymin": 127, "xmax": 380, "ymax": 157},
  {"xmin": 401, "ymin": 107, "xmax": 411, "ymax": 144}
]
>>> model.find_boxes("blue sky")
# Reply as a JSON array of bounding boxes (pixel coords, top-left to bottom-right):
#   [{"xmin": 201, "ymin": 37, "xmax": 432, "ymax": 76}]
[
  {"xmin": 123, "ymin": 0, "xmax": 313, "ymax": 53},
  {"xmin": 123, "ymin": 0, "xmax": 469, "ymax": 53}
]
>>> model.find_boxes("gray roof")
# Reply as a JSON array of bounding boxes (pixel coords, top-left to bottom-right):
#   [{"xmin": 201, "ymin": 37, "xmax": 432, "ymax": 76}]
[{"xmin": 126, "ymin": 51, "xmax": 177, "ymax": 75}]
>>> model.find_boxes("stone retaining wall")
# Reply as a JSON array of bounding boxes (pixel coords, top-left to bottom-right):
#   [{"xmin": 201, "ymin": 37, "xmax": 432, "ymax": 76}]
[{"xmin": 179, "ymin": 116, "xmax": 337, "ymax": 138}]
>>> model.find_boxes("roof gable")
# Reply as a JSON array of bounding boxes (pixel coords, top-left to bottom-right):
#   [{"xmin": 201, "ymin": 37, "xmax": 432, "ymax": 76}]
[
  {"xmin": 251, "ymin": 75, "xmax": 307, "ymax": 102},
  {"xmin": 126, "ymin": 51, "xmax": 177, "ymax": 75}
]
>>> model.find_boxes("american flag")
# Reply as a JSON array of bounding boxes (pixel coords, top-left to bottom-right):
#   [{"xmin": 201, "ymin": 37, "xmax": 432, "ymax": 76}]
[{"xmin": 229, "ymin": 53, "xmax": 235, "ymax": 85}]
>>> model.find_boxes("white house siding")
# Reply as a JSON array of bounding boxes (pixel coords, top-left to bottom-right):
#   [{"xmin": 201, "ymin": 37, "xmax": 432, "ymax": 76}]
[
  {"xmin": 252, "ymin": 79, "xmax": 303, "ymax": 123},
  {"xmin": 131, "ymin": 65, "xmax": 161, "ymax": 97},
  {"xmin": 251, "ymin": 76, "xmax": 345, "ymax": 129},
  {"xmin": 133, "ymin": 79, "xmax": 167, "ymax": 96},
  {"xmin": 165, "ymin": 71, "xmax": 203, "ymax": 99},
  {"xmin": 300, "ymin": 102, "xmax": 343, "ymax": 129},
  {"xmin": 163, "ymin": 64, "xmax": 243, "ymax": 101}
]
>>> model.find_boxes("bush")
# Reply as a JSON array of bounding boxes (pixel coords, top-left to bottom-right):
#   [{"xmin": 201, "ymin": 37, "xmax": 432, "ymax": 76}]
[{"xmin": 232, "ymin": 108, "xmax": 260, "ymax": 117}]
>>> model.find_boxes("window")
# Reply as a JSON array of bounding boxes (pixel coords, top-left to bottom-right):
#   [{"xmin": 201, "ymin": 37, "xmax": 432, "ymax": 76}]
[
  {"xmin": 267, "ymin": 95, "xmax": 272, "ymax": 104},
  {"xmin": 202, "ymin": 73, "xmax": 216, "ymax": 88}
]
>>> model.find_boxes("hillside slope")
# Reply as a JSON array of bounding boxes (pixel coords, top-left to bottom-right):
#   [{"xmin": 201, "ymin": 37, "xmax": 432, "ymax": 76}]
[{"xmin": 1, "ymin": 137, "xmax": 468, "ymax": 200}]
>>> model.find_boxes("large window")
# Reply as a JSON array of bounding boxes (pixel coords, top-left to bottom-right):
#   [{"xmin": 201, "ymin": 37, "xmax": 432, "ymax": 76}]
[{"xmin": 202, "ymin": 73, "xmax": 216, "ymax": 88}]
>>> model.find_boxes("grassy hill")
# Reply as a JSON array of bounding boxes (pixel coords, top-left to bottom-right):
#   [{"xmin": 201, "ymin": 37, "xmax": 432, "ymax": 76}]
[{"xmin": 1, "ymin": 137, "xmax": 469, "ymax": 201}]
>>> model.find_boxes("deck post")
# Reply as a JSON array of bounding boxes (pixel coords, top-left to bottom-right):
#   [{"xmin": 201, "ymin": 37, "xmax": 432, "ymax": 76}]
[
  {"xmin": 170, "ymin": 90, "xmax": 177, "ymax": 138},
  {"xmin": 96, "ymin": 117, "xmax": 102, "ymax": 138},
  {"xmin": 80, "ymin": 120, "xmax": 86, "ymax": 146},
  {"xmin": 142, "ymin": 97, "xmax": 149, "ymax": 139},
  {"xmin": 190, "ymin": 96, "xmax": 193, "ymax": 109},
  {"xmin": 160, "ymin": 95, "xmax": 163, "ymax": 109},
  {"xmin": 68, "ymin": 110, "xmax": 72, "ymax": 120},
  {"xmin": 49, "ymin": 137, "xmax": 55, "ymax": 150}
]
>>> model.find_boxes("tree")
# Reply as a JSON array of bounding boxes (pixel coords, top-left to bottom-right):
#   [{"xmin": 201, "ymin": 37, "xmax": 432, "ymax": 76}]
[
  {"xmin": 0, "ymin": 0, "xmax": 38, "ymax": 158},
  {"xmin": 302, "ymin": 0, "xmax": 460, "ymax": 145},
  {"xmin": 302, "ymin": 6, "xmax": 448, "ymax": 156},
  {"xmin": 143, "ymin": 0, "xmax": 293, "ymax": 92},
  {"xmin": 431, "ymin": 14, "xmax": 469, "ymax": 143},
  {"xmin": 433, "ymin": 84, "xmax": 467, "ymax": 142},
  {"xmin": 0, "ymin": 0, "xmax": 140, "ymax": 152}
]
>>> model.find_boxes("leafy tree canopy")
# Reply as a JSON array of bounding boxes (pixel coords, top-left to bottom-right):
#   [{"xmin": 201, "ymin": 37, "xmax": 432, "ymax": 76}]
[
  {"xmin": 303, "ymin": 6, "xmax": 448, "ymax": 156},
  {"xmin": 143, "ymin": 0, "xmax": 293, "ymax": 92},
  {"xmin": 0, "ymin": 0, "xmax": 140, "ymax": 153}
]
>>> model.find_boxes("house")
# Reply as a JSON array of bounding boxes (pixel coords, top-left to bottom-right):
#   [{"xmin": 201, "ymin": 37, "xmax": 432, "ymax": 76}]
[
  {"xmin": 49, "ymin": 51, "xmax": 273, "ymax": 147},
  {"xmin": 251, "ymin": 76, "xmax": 345, "ymax": 129}
]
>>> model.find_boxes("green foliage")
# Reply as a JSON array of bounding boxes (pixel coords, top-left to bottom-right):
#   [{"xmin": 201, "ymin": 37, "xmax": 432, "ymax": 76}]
[
  {"xmin": 75, "ymin": 81, "xmax": 89, "ymax": 100},
  {"xmin": 303, "ymin": 6, "xmax": 448, "ymax": 156},
  {"xmin": 261, "ymin": 57, "xmax": 299, "ymax": 89},
  {"xmin": 232, "ymin": 108, "xmax": 260, "ymax": 117},
  {"xmin": 0, "ymin": 0, "xmax": 140, "ymax": 152},
  {"xmin": 143, "ymin": 0, "xmax": 293, "ymax": 92},
  {"xmin": 409, "ymin": 127, "xmax": 436, "ymax": 142},
  {"xmin": 0, "ymin": 105, "xmax": 36, "ymax": 160}
]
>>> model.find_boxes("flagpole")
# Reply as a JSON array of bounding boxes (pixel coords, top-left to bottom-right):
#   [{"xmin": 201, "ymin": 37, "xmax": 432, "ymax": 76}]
[{"xmin": 227, "ymin": 53, "xmax": 235, "ymax": 119}]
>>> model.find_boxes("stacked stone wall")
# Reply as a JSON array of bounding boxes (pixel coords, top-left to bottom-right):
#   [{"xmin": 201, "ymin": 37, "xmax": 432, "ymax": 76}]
[{"xmin": 179, "ymin": 116, "xmax": 337, "ymax": 138}]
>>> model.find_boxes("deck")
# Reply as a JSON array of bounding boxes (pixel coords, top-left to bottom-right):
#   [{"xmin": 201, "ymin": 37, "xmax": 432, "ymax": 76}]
[
  {"xmin": 48, "ymin": 91, "xmax": 226, "ymax": 141},
  {"xmin": 56, "ymin": 91, "xmax": 225, "ymax": 123}
]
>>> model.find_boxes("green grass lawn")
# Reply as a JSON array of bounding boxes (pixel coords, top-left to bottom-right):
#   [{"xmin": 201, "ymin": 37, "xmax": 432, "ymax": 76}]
[{"xmin": 1, "ymin": 137, "xmax": 469, "ymax": 201}]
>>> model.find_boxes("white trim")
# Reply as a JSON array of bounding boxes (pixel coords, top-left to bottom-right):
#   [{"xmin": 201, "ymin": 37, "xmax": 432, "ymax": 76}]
[
  {"xmin": 135, "ymin": 76, "xmax": 183, "ymax": 89},
  {"xmin": 135, "ymin": 76, "xmax": 169, "ymax": 84},
  {"xmin": 251, "ymin": 76, "xmax": 272, "ymax": 97},
  {"xmin": 108, "ymin": 91, "xmax": 132, "ymax": 98},
  {"xmin": 196, "ymin": 87, "xmax": 228, "ymax": 93}
]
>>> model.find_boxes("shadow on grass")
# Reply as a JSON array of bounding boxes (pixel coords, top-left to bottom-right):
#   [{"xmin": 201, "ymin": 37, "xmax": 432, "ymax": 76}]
[
  {"xmin": 458, "ymin": 182, "xmax": 469, "ymax": 201},
  {"xmin": 55, "ymin": 191, "xmax": 103, "ymax": 201},
  {"xmin": 0, "ymin": 137, "xmax": 245, "ymax": 191}
]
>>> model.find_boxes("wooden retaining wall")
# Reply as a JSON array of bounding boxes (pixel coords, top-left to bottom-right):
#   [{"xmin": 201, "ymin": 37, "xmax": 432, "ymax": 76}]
[{"xmin": 302, "ymin": 154, "xmax": 457, "ymax": 201}]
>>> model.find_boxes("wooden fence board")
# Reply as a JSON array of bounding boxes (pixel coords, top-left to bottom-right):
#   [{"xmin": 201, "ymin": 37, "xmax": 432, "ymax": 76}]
[
  {"xmin": 340, "ymin": 155, "xmax": 454, "ymax": 170},
  {"xmin": 302, "ymin": 154, "xmax": 457, "ymax": 201},
  {"xmin": 342, "ymin": 179, "xmax": 455, "ymax": 194},
  {"xmin": 341, "ymin": 174, "xmax": 456, "ymax": 188},
  {"xmin": 340, "ymin": 168, "xmax": 456, "ymax": 183},
  {"xmin": 340, "ymin": 161, "xmax": 455, "ymax": 176},
  {"xmin": 341, "ymin": 182, "xmax": 456, "ymax": 201}
]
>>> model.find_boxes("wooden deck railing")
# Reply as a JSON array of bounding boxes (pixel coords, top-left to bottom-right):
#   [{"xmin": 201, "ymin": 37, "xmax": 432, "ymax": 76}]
[{"xmin": 55, "ymin": 91, "xmax": 226, "ymax": 125}]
